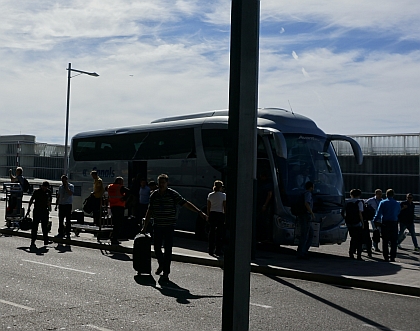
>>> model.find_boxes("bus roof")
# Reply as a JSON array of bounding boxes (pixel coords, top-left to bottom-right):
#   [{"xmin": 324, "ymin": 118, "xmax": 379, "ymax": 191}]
[{"xmin": 72, "ymin": 108, "xmax": 324, "ymax": 139}]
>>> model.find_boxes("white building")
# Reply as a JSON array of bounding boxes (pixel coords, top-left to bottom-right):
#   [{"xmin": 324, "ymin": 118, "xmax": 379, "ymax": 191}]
[{"xmin": 0, "ymin": 135, "xmax": 67, "ymax": 181}]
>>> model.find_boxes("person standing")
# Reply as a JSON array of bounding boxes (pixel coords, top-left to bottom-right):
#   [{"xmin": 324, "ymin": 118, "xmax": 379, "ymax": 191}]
[
  {"xmin": 55, "ymin": 175, "xmax": 74, "ymax": 239},
  {"xmin": 91, "ymin": 170, "xmax": 104, "ymax": 225},
  {"xmin": 374, "ymin": 189, "xmax": 401, "ymax": 262},
  {"xmin": 296, "ymin": 181, "xmax": 315, "ymax": 259},
  {"xmin": 27, "ymin": 181, "xmax": 52, "ymax": 249},
  {"xmin": 366, "ymin": 189, "xmax": 383, "ymax": 252},
  {"xmin": 137, "ymin": 178, "xmax": 151, "ymax": 221},
  {"xmin": 9, "ymin": 166, "xmax": 25, "ymax": 187},
  {"xmin": 207, "ymin": 180, "xmax": 226, "ymax": 257},
  {"xmin": 148, "ymin": 180, "xmax": 157, "ymax": 192},
  {"xmin": 345, "ymin": 189, "xmax": 364, "ymax": 261},
  {"xmin": 142, "ymin": 174, "xmax": 208, "ymax": 281},
  {"xmin": 397, "ymin": 193, "xmax": 419, "ymax": 251},
  {"xmin": 107, "ymin": 177, "xmax": 127, "ymax": 245}
]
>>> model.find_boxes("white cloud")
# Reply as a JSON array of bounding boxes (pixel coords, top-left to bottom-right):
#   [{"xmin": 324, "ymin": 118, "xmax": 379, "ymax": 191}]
[
  {"xmin": 301, "ymin": 67, "xmax": 310, "ymax": 78},
  {"xmin": 0, "ymin": 0, "xmax": 420, "ymax": 145},
  {"xmin": 261, "ymin": 1, "xmax": 420, "ymax": 38}
]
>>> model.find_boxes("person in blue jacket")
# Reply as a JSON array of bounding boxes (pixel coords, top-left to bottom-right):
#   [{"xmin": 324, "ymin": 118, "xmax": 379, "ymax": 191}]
[{"xmin": 374, "ymin": 189, "xmax": 401, "ymax": 262}]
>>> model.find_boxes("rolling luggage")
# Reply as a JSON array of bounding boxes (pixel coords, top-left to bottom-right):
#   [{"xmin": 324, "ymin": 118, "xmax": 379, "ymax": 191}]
[{"xmin": 133, "ymin": 233, "xmax": 151, "ymax": 274}]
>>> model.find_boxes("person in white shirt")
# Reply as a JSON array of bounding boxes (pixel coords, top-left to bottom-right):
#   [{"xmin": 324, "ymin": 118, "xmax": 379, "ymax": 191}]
[{"xmin": 207, "ymin": 180, "xmax": 226, "ymax": 257}]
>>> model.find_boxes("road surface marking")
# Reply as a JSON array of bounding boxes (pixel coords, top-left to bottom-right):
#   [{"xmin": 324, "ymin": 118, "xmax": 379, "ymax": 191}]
[
  {"xmin": 22, "ymin": 259, "xmax": 96, "ymax": 275},
  {"xmin": 362, "ymin": 324, "xmax": 403, "ymax": 331},
  {"xmin": 85, "ymin": 324, "xmax": 114, "ymax": 331},
  {"xmin": 0, "ymin": 299, "xmax": 35, "ymax": 311},
  {"xmin": 250, "ymin": 302, "xmax": 272, "ymax": 309}
]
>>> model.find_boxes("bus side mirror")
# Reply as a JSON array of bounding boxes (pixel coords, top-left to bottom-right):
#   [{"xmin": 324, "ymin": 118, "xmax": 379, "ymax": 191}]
[{"xmin": 327, "ymin": 134, "xmax": 363, "ymax": 165}]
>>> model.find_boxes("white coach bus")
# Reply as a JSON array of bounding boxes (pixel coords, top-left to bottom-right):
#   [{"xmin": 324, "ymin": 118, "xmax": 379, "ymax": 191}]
[{"xmin": 68, "ymin": 108, "xmax": 362, "ymax": 246}]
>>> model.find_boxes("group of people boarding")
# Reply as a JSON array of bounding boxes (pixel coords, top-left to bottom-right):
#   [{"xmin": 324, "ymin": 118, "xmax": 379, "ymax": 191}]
[
  {"xmin": 346, "ymin": 188, "xmax": 419, "ymax": 262},
  {"xmin": 15, "ymin": 166, "xmax": 225, "ymax": 281}
]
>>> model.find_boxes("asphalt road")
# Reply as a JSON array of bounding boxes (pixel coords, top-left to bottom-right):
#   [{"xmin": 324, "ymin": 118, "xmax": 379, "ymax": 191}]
[{"xmin": 1, "ymin": 235, "xmax": 419, "ymax": 331}]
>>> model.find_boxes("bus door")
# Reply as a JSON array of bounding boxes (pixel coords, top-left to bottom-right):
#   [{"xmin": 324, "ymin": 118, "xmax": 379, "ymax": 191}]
[
  {"xmin": 128, "ymin": 161, "xmax": 147, "ymax": 187},
  {"xmin": 257, "ymin": 128, "xmax": 288, "ymax": 243}
]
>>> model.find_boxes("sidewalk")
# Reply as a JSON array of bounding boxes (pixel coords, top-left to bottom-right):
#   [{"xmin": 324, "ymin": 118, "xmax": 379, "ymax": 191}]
[{"xmin": 1, "ymin": 203, "xmax": 420, "ymax": 297}]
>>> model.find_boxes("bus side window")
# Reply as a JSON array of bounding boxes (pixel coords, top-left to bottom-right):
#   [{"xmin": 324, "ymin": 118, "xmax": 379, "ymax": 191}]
[
  {"xmin": 202, "ymin": 129, "xmax": 229, "ymax": 171},
  {"xmin": 134, "ymin": 129, "xmax": 195, "ymax": 160}
]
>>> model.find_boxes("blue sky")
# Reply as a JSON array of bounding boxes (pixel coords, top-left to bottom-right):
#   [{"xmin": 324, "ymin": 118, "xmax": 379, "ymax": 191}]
[{"xmin": 1, "ymin": 0, "xmax": 419, "ymax": 144}]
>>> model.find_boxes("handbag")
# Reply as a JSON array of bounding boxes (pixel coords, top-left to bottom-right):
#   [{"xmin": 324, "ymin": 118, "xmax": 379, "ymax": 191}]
[
  {"xmin": 83, "ymin": 194, "xmax": 96, "ymax": 214},
  {"xmin": 19, "ymin": 217, "xmax": 33, "ymax": 231}
]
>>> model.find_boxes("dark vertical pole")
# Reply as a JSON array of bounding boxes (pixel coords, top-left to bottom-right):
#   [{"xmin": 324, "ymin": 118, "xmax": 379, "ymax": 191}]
[
  {"xmin": 222, "ymin": 0, "xmax": 260, "ymax": 330},
  {"xmin": 64, "ymin": 63, "xmax": 71, "ymax": 175}
]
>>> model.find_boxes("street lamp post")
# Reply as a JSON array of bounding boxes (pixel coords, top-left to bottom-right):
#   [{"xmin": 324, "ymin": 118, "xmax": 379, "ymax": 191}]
[{"xmin": 64, "ymin": 63, "xmax": 99, "ymax": 175}]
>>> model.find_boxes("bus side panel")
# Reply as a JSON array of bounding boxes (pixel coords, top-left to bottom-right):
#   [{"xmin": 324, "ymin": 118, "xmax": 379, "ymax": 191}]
[{"xmin": 69, "ymin": 161, "xmax": 125, "ymax": 209}]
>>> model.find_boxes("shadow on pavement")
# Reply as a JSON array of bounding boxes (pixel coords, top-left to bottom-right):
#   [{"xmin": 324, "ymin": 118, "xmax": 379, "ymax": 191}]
[
  {"xmin": 254, "ymin": 244, "xmax": 404, "ymax": 278},
  {"xmin": 134, "ymin": 274, "xmax": 156, "ymax": 287},
  {"xmin": 134, "ymin": 273, "xmax": 221, "ymax": 304},
  {"xmin": 266, "ymin": 274, "xmax": 395, "ymax": 331},
  {"xmin": 54, "ymin": 243, "xmax": 72, "ymax": 253},
  {"xmin": 17, "ymin": 246, "xmax": 49, "ymax": 256},
  {"xmin": 103, "ymin": 251, "xmax": 132, "ymax": 261},
  {"xmin": 154, "ymin": 278, "xmax": 222, "ymax": 304}
]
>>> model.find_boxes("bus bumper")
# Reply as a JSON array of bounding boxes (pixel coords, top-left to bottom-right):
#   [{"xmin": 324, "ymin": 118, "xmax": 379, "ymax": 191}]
[{"xmin": 319, "ymin": 222, "xmax": 348, "ymax": 245}]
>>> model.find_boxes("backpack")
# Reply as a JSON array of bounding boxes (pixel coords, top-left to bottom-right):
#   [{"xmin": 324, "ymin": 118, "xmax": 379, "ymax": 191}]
[
  {"xmin": 345, "ymin": 200, "xmax": 361, "ymax": 225},
  {"xmin": 362, "ymin": 202, "xmax": 375, "ymax": 221},
  {"xmin": 22, "ymin": 177, "xmax": 30, "ymax": 193},
  {"xmin": 291, "ymin": 193, "xmax": 307, "ymax": 216}
]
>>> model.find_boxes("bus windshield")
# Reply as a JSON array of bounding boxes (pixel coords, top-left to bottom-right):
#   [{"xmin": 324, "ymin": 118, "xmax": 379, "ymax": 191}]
[{"xmin": 279, "ymin": 134, "xmax": 344, "ymax": 201}]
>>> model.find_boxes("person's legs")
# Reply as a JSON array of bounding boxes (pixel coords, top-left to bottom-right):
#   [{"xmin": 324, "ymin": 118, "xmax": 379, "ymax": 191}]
[
  {"xmin": 57, "ymin": 205, "xmax": 65, "ymax": 237},
  {"xmin": 215, "ymin": 213, "xmax": 225, "ymax": 255},
  {"xmin": 297, "ymin": 214, "xmax": 310, "ymax": 257},
  {"xmin": 348, "ymin": 227, "xmax": 356, "ymax": 258},
  {"xmin": 371, "ymin": 220, "xmax": 381, "ymax": 251},
  {"xmin": 41, "ymin": 213, "xmax": 50, "ymax": 244},
  {"xmin": 92, "ymin": 198, "xmax": 101, "ymax": 225},
  {"xmin": 31, "ymin": 214, "xmax": 40, "ymax": 247},
  {"xmin": 382, "ymin": 223, "xmax": 390, "ymax": 261},
  {"xmin": 153, "ymin": 226, "xmax": 164, "ymax": 272},
  {"xmin": 110, "ymin": 206, "xmax": 124, "ymax": 244},
  {"xmin": 397, "ymin": 222, "xmax": 408, "ymax": 244},
  {"xmin": 389, "ymin": 222, "xmax": 399, "ymax": 260},
  {"xmin": 208, "ymin": 215, "xmax": 216, "ymax": 255},
  {"xmin": 362, "ymin": 221, "xmax": 372, "ymax": 256},
  {"xmin": 162, "ymin": 226, "xmax": 174, "ymax": 276},
  {"xmin": 355, "ymin": 227, "xmax": 363, "ymax": 260},
  {"xmin": 64, "ymin": 205, "xmax": 72, "ymax": 238},
  {"xmin": 304, "ymin": 221, "xmax": 314, "ymax": 255},
  {"xmin": 406, "ymin": 223, "xmax": 419, "ymax": 248}
]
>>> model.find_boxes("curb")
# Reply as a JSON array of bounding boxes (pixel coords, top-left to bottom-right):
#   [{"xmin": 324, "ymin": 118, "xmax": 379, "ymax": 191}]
[{"xmin": 2, "ymin": 228, "xmax": 419, "ymax": 297}]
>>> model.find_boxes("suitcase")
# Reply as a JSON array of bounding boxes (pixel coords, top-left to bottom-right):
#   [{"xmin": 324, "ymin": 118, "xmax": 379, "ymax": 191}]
[
  {"xmin": 71, "ymin": 210, "xmax": 84, "ymax": 224},
  {"xmin": 133, "ymin": 233, "xmax": 151, "ymax": 274}
]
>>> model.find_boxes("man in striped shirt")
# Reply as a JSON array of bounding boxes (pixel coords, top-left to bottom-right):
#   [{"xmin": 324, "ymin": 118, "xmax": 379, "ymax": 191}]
[{"xmin": 142, "ymin": 174, "xmax": 207, "ymax": 281}]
